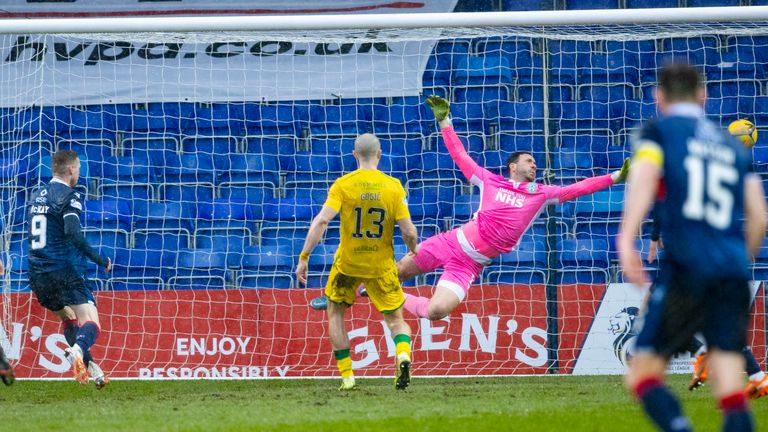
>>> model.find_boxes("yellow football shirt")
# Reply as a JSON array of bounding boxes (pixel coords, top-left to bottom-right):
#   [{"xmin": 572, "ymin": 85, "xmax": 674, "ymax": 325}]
[{"xmin": 323, "ymin": 169, "xmax": 410, "ymax": 278}]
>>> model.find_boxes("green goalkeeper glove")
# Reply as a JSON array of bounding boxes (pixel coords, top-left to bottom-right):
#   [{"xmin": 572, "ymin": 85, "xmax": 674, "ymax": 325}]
[
  {"xmin": 426, "ymin": 95, "xmax": 451, "ymax": 127},
  {"xmin": 612, "ymin": 157, "xmax": 631, "ymax": 183}
]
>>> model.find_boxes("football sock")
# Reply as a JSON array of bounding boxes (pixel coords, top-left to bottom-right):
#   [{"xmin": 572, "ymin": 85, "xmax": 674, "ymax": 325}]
[
  {"xmin": 720, "ymin": 392, "xmax": 753, "ymax": 432},
  {"xmin": 403, "ymin": 293, "xmax": 429, "ymax": 318},
  {"xmin": 75, "ymin": 321, "xmax": 99, "ymax": 358},
  {"xmin": 634, "ymin": 378, "xmax": 691, "ymax": 432},
  {"xmin": 62, "ymin": 319, "xmax": 92, "ymax": 367},
  {"xmin": 743, "ymin": 347, "xmax": 762, "ymax": 377},
  {"xmin": 334, "ymin": 349, "xmax": 353, "ymax": 379},
  {"xmin": 394, "ymin": 334, "xmax": 411, "ymax": 360}
]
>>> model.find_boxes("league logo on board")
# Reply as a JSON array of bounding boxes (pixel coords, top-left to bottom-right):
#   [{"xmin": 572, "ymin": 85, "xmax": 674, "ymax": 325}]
[{"xmin": 608, "ymin": 307, "xmax": 639, "ymax": 366}]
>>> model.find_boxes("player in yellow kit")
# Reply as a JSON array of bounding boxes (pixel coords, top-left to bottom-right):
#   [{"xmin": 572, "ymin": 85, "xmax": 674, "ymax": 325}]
[{"xmin": 295, "ymin": 133, "xmax": 419, "ymax": 391}]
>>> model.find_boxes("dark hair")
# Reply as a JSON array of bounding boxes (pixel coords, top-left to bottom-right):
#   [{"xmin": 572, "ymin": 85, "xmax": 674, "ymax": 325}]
[
  {"xmin": 52, "ymin": 149, "xmax": 79, "ymax": 176},
  {"xmin": 506, "ymin": 151, "xmax": 532, "ymax": 167},
  {"xmin": 658, "ymin": 62, "xmax": 702, "ymax": 102}
]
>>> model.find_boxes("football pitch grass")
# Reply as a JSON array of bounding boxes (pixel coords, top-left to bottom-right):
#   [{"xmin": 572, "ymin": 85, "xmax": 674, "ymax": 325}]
[{"xmin": 1, "ymin": 375, "xmax": 766, "ymax": 431}]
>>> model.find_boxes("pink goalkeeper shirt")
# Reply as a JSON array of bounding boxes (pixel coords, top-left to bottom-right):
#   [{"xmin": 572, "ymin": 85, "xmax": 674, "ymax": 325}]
[{"xmin": 441, "ymin": 126, "xmax": 615, "ymax": 264}]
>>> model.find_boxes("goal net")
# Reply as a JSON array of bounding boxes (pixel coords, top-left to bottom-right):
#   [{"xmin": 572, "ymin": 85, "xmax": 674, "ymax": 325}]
[{"xmin": 1, "ymin": 10, "xmax": 767, "ymax": 379}]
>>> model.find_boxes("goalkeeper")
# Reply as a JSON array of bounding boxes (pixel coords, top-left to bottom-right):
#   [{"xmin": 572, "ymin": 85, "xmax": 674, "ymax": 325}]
[{"xmin": 395, "ymin": 96, "xmax": 630, "ymax": 320}]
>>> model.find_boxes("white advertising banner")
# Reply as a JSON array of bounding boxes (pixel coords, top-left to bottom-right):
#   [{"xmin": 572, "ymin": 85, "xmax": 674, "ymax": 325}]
[
  {"xmin": 572, "ymin": 282, "xmax": 762, "ymax": 375},
  {"xmin": 0, "ymin": 1, "xmax": 457, "ymax": 107}
]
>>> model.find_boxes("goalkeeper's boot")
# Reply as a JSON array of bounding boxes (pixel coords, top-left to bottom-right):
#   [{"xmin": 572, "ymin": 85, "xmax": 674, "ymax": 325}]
[
  {"xmin": 688, "ymin": 353, "xmax": 709, "ymax": 391},
  {"xmin": 88, "ymin": 361, "xmax": 109, "ymax": 390},
  {"xmin": 746, "ymin": 375, "xmax": 768, "ymax": 400},
  {"xmin": 310, "ymin": 295, "xmax": 328, "ymax": 311},
  {"xmin": 395, "ymin": 352, "xmax": 411, "ymax": 390},
  {"xmin": 338, "ymin": 376, "xmax": 357, "ymax": 391},
  {"xmin": 64, "ymin": 345, "xmax": 89, "ymax": 385},
  {"xmin": 0, "ymin": 349, "xmax": 15, "ymax": 386}
]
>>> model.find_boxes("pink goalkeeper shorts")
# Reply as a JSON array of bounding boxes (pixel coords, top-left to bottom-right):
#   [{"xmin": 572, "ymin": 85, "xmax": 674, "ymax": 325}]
[{"xmin": 412, "ymin": 228, "xmax": 485, "ymax": 302}]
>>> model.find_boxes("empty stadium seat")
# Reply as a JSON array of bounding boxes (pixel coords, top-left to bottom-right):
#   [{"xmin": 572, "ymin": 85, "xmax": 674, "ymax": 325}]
[
  {"xmin": 243, "ymin": 103, "xmax": 302, "ymax": 136},
  {"xmin": 162, "ymin": 153, "xmax": 216, "ymax": 184},
  {"xmin": 183, "ymin": 102, "xmax": 246, "ymax": 135},
  {"xmin": 486, "ymin": 240, "xmax": 547, "ymax": 284},
  {"xmin": 257, "ymin": 197, "xmax": 318, "ymax": 222},
  {"xmin": 423, "ymin": 40, "xmax": 471, "ymax": 87},
  {"xmin": 215, "ymin": 153, "xmax": 279, "ymax": 188},
  {"xmin": 558, "ymin": 238, "xmax": 610, "ymax": 283},
  {"xmin": 490, "ymin": 100, "xmax": 546, "ymax": 132},
  {"xmin": 170, "ymin": 249, "xmax": 233, "ymax": 290},
  {"xmin": 454, "ymin": 56, "xmax": 514, "ymax": 87},
  {"xmin": 308, "ymin": 103, "xmax": 369, "ymax": 136},
  {"xmin": 235, "ymin": 245, "xmax": 295, "ymax": 288},
  {"xmin": 372, "ymin": 99, "xmax": 431, "ymax": 135},
  {"xmin": 565, "ymin": 0, "xmax": 620, "ymax": 9},
  {"xmin": 83, "ymin": 199, "xmax": 131, "ymax": 231},
  {"xmin": 181, "ymin": 135, "xmax": 239, "ymax": 157},
  {"xmin": 115, "ymin": 102, "xmax": 192, "ymax": 133}
]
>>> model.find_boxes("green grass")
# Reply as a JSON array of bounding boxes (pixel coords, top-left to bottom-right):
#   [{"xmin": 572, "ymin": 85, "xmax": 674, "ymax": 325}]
[{"xmin": 0, "ymin": 375, "xmax": 765, "ymax": 431}]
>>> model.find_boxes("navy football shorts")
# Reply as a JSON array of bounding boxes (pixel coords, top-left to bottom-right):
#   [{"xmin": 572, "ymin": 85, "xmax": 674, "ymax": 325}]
[
  {"xmin": 635, "ymin": 270, "xmax": 750, "ymax": 357},
  {"xmin": 29, "ymin": 267, "xmax": 96, "ymax": 312}
]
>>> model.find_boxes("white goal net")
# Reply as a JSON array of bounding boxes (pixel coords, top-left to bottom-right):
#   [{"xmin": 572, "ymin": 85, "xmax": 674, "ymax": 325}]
[{"xmin": 1, "ymin": 10, "xmax": 767, "ymax": 378}]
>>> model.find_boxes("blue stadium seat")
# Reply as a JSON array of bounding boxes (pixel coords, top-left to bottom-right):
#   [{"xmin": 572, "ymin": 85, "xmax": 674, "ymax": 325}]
[
  {"xmin": 453, "ymin": 85, "xmax": 512, "ymax": 104},
  {"xmin": 578, "ymin": 84, "xmax": 636, "ymax": 103},
  {"xmin": 215, "ymin": 153, "xmax": 279, "ymax": 188},
  {"xmin": 83, "ymin": 199, "xmax": 131, "ymax": 231},
  {"xmin": 122, "ymin": 135, "xmax": 178, "ymax": 157},
  {"xmin": 0, "ymin": 139, "xmax": 51, "ymax": 184},
  {"xmin": 453, "ymin": 56, "xmax": 514, "ymax": 87},
  {"xmin": 553, "ymin": 100, "xmax": 613, "ymax": 130},
  {"xmin": 111, "ymin": 248, "xmax": 176, "ymax": 280},
  {"xmin": 57, "ymin": 138, "xmax": 114, "ymax": 163},
  {"xmin": 659, "ymin": 36, "xmax": 720, "ymax": 69},
  {"xmin": 133, "ymin": 201, "xmax": 193, "ymax": 231},
  {"xmin": 84, "ymin": 228, "xmax": 129, "ymax": 250},
  {"xmin": 307, "ymin": 244, "xmax": 337, "ymax": 272},
  {"xmin": 236, "ymin": 245, "xmax": 295, "ymax": 289},
  {"xmin": 448, "ymin": 101, "xmax": 488, "ymax": 132},
  {"xmin": 407, "ymin": 179, "xmax": 461, "ymax": 221},
  {"xmin": 705, "ymin": 97, "xmax": 740, "ymax": 124},
  {"xmin": 706, "ymin": 80, "xmax": 762, "ymax": 100},
  {"xmin": 242, "ymin": 134, "xmax": 297, "ymax": 155},
  {"xmin": 182, "ymin": 102, "xmax": 246, "ymax": 135},
  {"xmin": 486, "ymin": 240, "xmax": 547, "ymax": 284},
  {"xmin": 219, "ymin": 184, "xmax": 272, "ymax": 204},
  {"xmin": 372, "ymin": 99, "xmax": 430, "ymax": 135},
  {"xmin": 257, "ymin": 197, "xmax": 318, "ymax": 222},
  {"xmin": 170, "ymin": 249, "xmax": 233, "ymax": 290},
  {"xmin": 498, "ymin": 133, "xmax": 546, "ymax": 162},
  {"xmin": 53, "ymin": 105, "xmax": 117, "ymax": 146},
  {"xmin": 94, "ymin": 155, "xmax": 152, "ymax": 183},
  {"xmin": 490, "ymin": 100, "xmax": 545, "ymax": 132},
  {"xmin": 258, "ymin": 223, "xmax": 308, "ymax": 248},
  {"xmin": 578, "ymin": 52, "xmax": 640, "ymax": 84},
  {"xmin": 159, "ymin": 182, "xmax": 216, "ymax": 205},
  {"xmin": 557, "ymin": 237, "xmax": 610, "ymax": 284},
  {"xmin": 573, "ymin": 188, "xmax": 625, "ymax": 219},
  {"xmin": 414, "ymin": 150, "xmax": 462, "ymax": 180},
  {"xmin": 619, "ymin": 100, "xmax": 658, "ymax": 126},
  {"xmin": 310, "ymin": 136, "xmax": 355, "ymax": 155},
  {"xmin": 196, "ymin": 200, "xmax": 257, "ymax": 237},
  {"xmin": 283, "ymin": 182, "xmax": 332, "ymax": 204},
  {"xmin": 423, "ymin": 40, "xmax": 471, "ymax": 87},
  {"xmin": 284, "ymin": 154, "xmax": 344, "ymax": 181},
  {"xmin": 453, "ymin": 194, "xmax": 481, "ymax": 222},
  {"xmin": 243, "ymin": 103, "xmax": 301, "ymax": 136},
  {"xmin": 133, "ymin": 230, "xmax": 190, "ymax": 251},
  {"xmin": 558, "ymin": 133, "xmax": 613, "ymax": 172},
  {"xmin": 98, "ymin": 182, "xmax": 154, "ymax": 202},
  {"xmin": 753, "ymin": 144, "xmax": 768, "ymax": 173},
  {"xmin": 196, "ymin": 232, "xmax": 249, "ymax": 254},
  {"xmin": 162, "ymin": 153, "xmax": 216, "ymax": 184},
  {"xmin": 115, "ymin": 102, "xmax": 193, "ymax": 133},
  {"xmin": 181, "ymin": 135, "xmax": 239, "ymax": 157},
  {"xmin": 706, "ymin": 49, "xmax": 764, "ymax": 82},
  {"xmin": 308, "ymin": 103, "xmax": 368, "ymax": 136},
  {"xmin": 0, "ymin": 106, "xmax": 51, "ymax": 139}
]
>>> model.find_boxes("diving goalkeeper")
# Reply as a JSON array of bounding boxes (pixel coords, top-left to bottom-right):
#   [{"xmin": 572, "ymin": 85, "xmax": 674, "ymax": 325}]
[{"xmin": 396, "ymin": 96, "xmax": 630, "ymax": 320}]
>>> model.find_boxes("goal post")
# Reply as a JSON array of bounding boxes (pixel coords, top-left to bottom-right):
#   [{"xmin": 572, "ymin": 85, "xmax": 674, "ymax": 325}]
[{"xmin": 1, "ymin": 7, "xmax": 767, "ymax": 379}]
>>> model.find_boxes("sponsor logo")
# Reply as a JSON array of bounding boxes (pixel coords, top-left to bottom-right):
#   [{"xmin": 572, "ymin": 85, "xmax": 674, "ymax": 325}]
[
  {"xmin": 608, "ymin": 307, "xmax": 640, "ymax": 366},
  {"xmin": 70, "ymin": 199, "xmax": 82, "ymax": 210},
  {"xmin": 526, "ymin": 183, "xmax": 537, "ymax": 193},
  {"xmin": 494, "ymin": 189, "xmax": 526, "ymax": 208}
]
